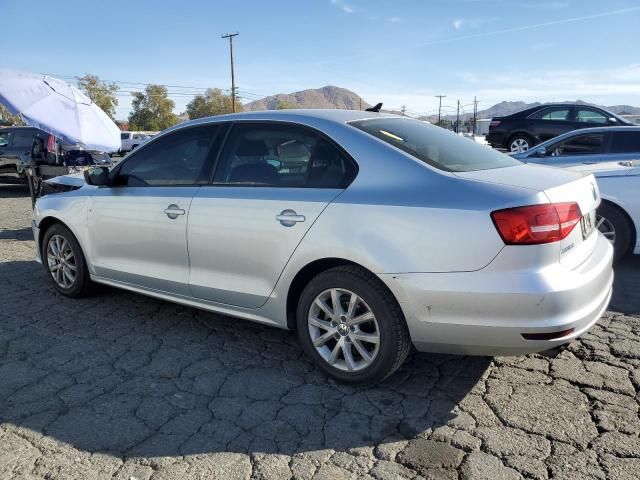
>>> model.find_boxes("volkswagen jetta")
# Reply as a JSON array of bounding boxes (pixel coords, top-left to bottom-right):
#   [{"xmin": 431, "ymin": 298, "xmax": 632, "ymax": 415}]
[{"xmin": 32, "ymin": 110, "xmax": 614, "ymax": 384}]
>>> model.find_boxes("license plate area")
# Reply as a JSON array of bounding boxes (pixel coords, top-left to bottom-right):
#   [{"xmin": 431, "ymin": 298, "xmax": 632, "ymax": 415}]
[{"xmin": 580, "ymin": 210, "xmax": 595, "ymax": 240}]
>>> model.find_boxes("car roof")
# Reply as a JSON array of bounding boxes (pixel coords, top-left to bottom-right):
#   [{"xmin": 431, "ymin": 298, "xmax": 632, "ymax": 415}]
[{"xmin": 165, "ymin": 109, "xmax": 402, "ymax": 134}]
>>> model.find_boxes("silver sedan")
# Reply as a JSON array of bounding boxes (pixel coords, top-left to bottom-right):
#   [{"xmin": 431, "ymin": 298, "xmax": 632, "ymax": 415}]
[{"xmin": 33, "ymin": 110, "xmax": 614, "ymax": 384}]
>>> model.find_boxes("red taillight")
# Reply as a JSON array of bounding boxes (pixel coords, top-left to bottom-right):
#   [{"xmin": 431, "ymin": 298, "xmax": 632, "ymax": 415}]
[
  {"xmin": 46, "ymin": 134, "xmax": 56, "ymax": 152},
  {"xmin": 491, "ymin": 202, "xmax": 582, "ymax": 245},
  {"xmin": 489, "ymin": 120, "xmax": 501, "ymax": 128}
]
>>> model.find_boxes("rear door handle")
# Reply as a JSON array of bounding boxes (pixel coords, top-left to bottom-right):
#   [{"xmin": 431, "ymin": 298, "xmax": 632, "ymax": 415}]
[
  {"xmin": 276, "ymin": 209, "xmax": 305, "ymax": 227},
  {"xmin": 164, "ymin": 204, "xmax": 185, "ymax": 219}
]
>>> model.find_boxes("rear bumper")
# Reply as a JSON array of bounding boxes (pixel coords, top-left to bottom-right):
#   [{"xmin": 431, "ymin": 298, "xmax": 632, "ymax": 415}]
[
  {"xmin": 381, "ymin": 233, "xmax": 614, "ymax": 356},
  {"xmin": 486, "ymin": 131, "xmax": 507, "ymax": 148}
]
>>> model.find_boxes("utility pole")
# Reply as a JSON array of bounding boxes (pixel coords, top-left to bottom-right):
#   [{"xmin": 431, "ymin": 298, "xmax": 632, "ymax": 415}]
[
  {"xmin": 221, "ymin": 32, "xmax": 239, "ymax": 113},
  {"xmin": 456, "ymin": 100, "xmax": 460, "ymax": 133},
  {"xmin": 435, "ymin": 95, "xmax": 446, "ymax": 127},
  {"xmin": 472, "ymin": 96, "xmax": 479, "ymax": 135},
  {"xmin": 359, "ymin": 97, "xmax": 362, "ymax": 110},
  {"xmin": 401, "ymin": 105, "xmax": 407, "ymax": 116}
]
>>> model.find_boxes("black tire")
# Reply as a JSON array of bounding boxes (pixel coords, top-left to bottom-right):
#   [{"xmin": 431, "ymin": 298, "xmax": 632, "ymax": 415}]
[
  {"xmin": 296, "ymin": 265, "xmax": 411, "ymax": 385},
  {"xmin": 42, "ymin": 223, "xmax": 93, "ymax": 297},
  {"xmin": 508, "ymin": 133, "xmax": 534, "ymax": 153},
  {"xmin": 597, "ymin": 202, "xmax": 633, "ymax": 262}
]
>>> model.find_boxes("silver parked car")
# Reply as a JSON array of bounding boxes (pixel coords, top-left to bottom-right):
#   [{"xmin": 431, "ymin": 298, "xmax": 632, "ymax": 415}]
[
  {"xmin": 511, "ymin": 126, "xmax": 640, "ymax": 168},
  {"xmin": 33, "ymin": 110, "xmax": 614, "ymax": 384}
]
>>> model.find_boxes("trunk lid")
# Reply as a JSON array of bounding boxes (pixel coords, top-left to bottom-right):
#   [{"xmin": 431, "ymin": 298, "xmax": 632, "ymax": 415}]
[{"xmin": 455, "ymin": 164, "xmax": 601, "ymax": 268}]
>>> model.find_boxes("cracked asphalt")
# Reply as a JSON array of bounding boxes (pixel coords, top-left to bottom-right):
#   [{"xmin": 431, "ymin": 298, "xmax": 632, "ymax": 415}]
[{"xmin": 1, "ymin": 181, "xmax": 639, "ymax": 480}]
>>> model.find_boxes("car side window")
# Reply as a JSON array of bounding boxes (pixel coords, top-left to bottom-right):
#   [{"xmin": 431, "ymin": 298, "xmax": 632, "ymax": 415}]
[
  {"xmin": 0, "ymin": 131, "xmax": 11, "ymax": 147},
  {"xmin": 12, "ymin": 130, "xmax": 38, "ymax": 148},
  {"xmin": 120, "ymin": 133, "xmax": 129, "ymax": 140},
  {"xmin": 550, "ymin": 133, "xmax": 604, "ymax": 157},
  {"xmin": 529, "ymin": 108, "xmax": 570, "ymax": 121},
  {"xmin": 114, "ymin": 125, "xmax": 219, "ymax": 186},
  {"xmin": 610, "ymin": 131, "xmax": 640, "ymax": 153},
  {"xmin": 576, "ymin": 108, "xmax": 608, "ymax": 124},
  {"xmin": 213, "ymin": 123, "xmax": 356, "ymax": 188}
]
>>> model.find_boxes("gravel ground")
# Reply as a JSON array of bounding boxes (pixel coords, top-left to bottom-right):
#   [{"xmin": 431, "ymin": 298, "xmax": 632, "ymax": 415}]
[{"xmin": 1, "ymin": 181, "xmax": 639, "ymax": 480}]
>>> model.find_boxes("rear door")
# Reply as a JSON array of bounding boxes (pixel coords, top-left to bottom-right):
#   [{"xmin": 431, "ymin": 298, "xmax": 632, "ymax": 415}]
[
  {"xmin": 88, "ymin": 125, "xmax": 220, "ymax": 295},
  {"xmin": 571, "ymin": 107, "xmax": 611, "ymax": 131},
  {"xmin": 187, "ymin": 121, "xmax": 356, "ymax": 308},
  {"xmin": 528, "ymin": 106, "xmax": 573, "ymax": 142},
  {"xmin": 607, "ymin": 130, "xmax": 640, "ymax": 163}
]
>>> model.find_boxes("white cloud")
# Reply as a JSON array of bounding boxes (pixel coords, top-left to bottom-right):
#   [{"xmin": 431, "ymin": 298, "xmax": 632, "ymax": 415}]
[
  {"xmin": 389, "ymin": 16, "xmax": 403, "ymax": 23},
  {"xmin": 453, "ymin": 19, "xmax": 464, "ymax": 30},
  {"xmin": 330, "ymin": 0, "xmax": 355, "ymax": 14}
]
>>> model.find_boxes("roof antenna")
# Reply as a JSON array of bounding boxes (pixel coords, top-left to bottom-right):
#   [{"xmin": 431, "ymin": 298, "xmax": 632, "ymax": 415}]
[{"xmin": 366, "ymin": 102, "xmax": 382, "ymax": 113}]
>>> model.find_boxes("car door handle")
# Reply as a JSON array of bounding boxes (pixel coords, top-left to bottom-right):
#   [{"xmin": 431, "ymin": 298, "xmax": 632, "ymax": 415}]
[
  {"xmin": 276, "ymin": 209, "xmax": 305, "ymax": 227},
  {"xmin": 164, "ymin": 204, "xmax": 185, "ymax": 219}
]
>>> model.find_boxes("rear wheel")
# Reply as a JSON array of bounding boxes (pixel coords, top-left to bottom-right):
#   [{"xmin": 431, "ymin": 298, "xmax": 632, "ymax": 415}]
[
  {"xmin": 296, "ymin": 265, "xmax": 411, "ymax": 385},
  {"xmin": 509, "ymin": 134, "xmax": 533, "ymax": 153},
  {"xmin": 596, "ymin": 202, "xmax": 632, "ymax": 262},
  {"xmin": 43, "ymin": 223, "xmax": 92, "ymax": 297}
]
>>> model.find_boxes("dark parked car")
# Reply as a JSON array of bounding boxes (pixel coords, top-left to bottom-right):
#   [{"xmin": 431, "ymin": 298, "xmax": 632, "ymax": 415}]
[
  {"xmin": 487, "ymin": 104, "xmax": 633, "ymax": 153},
  {"xmin": 0, "ymin": 126, "xmax": 111, "ymax": 181}
]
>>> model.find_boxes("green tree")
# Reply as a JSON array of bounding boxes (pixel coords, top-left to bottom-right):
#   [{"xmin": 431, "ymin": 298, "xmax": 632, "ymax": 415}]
[
  {"xmin": 186, "ymin": 88, "xmax": 242, "ymax": 119},
  {"xmin": 128, "ymin": 85, "xmax": 178, "ymax": 131},
  {"xmin": 275, "ymin": 100, "xmax": 297, "ymax": 110},
  {"xmin": 77, "ymin": 74, "xmax": 119, "ymax": 120},
  {"xmin": 0, "ymin": 104, "xmax": 24, "ymax": 126}
]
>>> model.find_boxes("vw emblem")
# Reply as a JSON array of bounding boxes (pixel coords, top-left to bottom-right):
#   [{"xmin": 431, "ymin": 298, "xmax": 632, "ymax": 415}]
[{"xmin": 591, "ymin": 183, "xmax": 597, "ymax": 201}]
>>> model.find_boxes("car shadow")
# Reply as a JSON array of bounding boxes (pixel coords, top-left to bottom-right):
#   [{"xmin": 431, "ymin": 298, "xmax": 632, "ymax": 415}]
[
  {"xmin": 610, "ymin": 254, "xmax": 640, "ymax": 316},
  {"xmin": 0, "ymin": 181, "xmax": 30, "ymax": 198},
  {"xmin": 0, "ymin": 227, "xmax": 33, "ymax": 241},
  {"xmin": 0, "ymin": 260, "xmax": 491, "ymax": 457}
]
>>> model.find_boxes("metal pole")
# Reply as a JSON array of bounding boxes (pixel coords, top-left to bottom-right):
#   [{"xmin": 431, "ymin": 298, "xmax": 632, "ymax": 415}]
[
  {"xmin": 456, "ymin": 100, "xmax": 460, "ymax": 133},
  {"xmin": 222, "ymin": 32, "xmax": 239, "ymax": 113},
  {"xmin": 435, "ymin": 95, "xmax": 446, "ymax": 127}
]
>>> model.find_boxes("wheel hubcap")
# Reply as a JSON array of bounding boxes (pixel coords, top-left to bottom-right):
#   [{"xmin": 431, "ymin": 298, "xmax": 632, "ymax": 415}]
[
  {"xmin": 308, "ymin": 288, "xmax": 380, "ymax": 372},
  {"xmin": 596, "ymin": 215, "xmax": 616, "ymax": 245},
  {"xmin": 46, "ymin": 234, "xmax": 76, "ymax": 288},
  {"xmin": 510, "ymin": 138, "xmax": 529, "ymax": 153}
]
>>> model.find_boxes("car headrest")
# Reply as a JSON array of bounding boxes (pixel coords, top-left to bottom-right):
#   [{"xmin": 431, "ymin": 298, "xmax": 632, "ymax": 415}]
[{"xmin": 236, "ymin": 139, "xmax": 269, "ymax": 157}]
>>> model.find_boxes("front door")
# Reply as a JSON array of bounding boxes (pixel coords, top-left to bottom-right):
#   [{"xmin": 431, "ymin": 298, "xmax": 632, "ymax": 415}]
[
  {"xmin": 543, "ymin": 132, "xmax": 605, "ymax": 167},
  {"xmin": 88, "ymin": 124, "xmax": 220, "ymax": 296},
  {"xmin": 187, "ymin": 122, "xmax": 356, "ymax": 308}
]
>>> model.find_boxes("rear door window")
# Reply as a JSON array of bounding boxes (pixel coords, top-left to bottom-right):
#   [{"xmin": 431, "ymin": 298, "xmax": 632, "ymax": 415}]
[
  {"xmin": 350, "ymin": 117, "xmax": 520, "ymax": 172},
  {"xmin": 214, "ymin": 123, "xmax": 357, "ymax": 188},
  {"xmin": 609, "ymin": 131, "xmax": 640, "ymax": 153},
  {"xmin": 529, "ymin": 107, "xmax": 570, "ymax": 121}
]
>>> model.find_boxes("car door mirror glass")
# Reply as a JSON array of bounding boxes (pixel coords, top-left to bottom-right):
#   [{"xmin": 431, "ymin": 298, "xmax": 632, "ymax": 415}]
[{"xmin": 84, "ymin": 166, "xmax": 110, "ymax": 186}]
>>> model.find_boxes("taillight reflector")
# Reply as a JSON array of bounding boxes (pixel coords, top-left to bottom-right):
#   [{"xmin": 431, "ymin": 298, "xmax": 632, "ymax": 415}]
[
  {"xmin": 491, "ymin": 202, "xmax": 582, "ymax": 245},
  {"xmin": 522, "ymin": 328, "xmax": 574, "ymax": 340},
  {"xmin": 46, "ymin": 134, "xmax": 56, "ymax": 152},
  {"xmin": 489, "ymin": 120, "xmax": 501, "ymax": 128}
]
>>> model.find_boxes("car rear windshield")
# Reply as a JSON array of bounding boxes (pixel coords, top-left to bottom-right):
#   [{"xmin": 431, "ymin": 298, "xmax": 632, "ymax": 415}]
[{"xmin": 349, "ymin": 117, "xmax": 521, "ymax": 172}]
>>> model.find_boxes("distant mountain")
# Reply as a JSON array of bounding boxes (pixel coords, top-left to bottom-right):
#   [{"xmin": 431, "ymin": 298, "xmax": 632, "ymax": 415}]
[{"xmin": 243, "ymin": 86, "xmax": 369, "ymax": 111}]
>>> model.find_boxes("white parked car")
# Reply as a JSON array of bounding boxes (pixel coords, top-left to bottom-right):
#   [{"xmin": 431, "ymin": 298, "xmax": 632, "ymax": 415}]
[
  {"xmin": 119, "ymin": 132, "xmax": 151, "ymax": 154},
  {"xmin": 567, "ymin": 160, "xmax": 640, "ymax": 261}
]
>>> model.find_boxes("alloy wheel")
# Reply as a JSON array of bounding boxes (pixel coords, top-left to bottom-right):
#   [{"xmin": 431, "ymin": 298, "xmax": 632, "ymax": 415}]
[
  {"xmin": 308, "ymin": 288, "xmax": 380, "ymax": 372},
  {"xmin": 510, "ymin": 138, "xmax": 530, "ymax": 153},
  {"xmin": 46, "ymin": 234, "xmax": 77, "ymax": 288},
  {"xmin": 596, "ymin": 215, "xmax": 616, "ymax": 245}
]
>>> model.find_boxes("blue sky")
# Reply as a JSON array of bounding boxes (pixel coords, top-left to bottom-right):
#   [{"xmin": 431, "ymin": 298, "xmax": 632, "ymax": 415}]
[{"xmin": 4, "ymin": 0, "xmax": 640, "ymax": 119}]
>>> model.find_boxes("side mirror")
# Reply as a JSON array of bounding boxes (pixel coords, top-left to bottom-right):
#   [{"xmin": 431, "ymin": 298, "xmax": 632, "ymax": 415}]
[
  {"xmin": 609, "ymin": 117, "xmax": 618, "ymax": 124},
  {"xmin": 0, "ymin": 140, "xmax": 7, "ymax": 147},
  {"xmin": 84, "ymin": 166, "xmax": 110, "ymax": 186},
  {"xmin": 532, "ymin": 147, "xmax": 547, "ymax": 157}
]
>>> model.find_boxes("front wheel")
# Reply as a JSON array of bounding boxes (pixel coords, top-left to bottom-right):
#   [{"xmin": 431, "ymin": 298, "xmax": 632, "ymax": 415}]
[
  {"xmin": 296, "ymin": 265, "xmax": 411, "ymax": 385},
  {"xmin": 596, "ymin": 203, "xmax": 632, "ymax": 262},
  {"xmin": 43, "ymin": 223, "xmax": 93, "ymax": 297}
]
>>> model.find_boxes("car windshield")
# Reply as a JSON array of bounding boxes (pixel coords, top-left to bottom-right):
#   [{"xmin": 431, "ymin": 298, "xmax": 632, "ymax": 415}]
[{"xmin": 349, "ymin": 117, "xmax": 521, "ymax": 172}]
